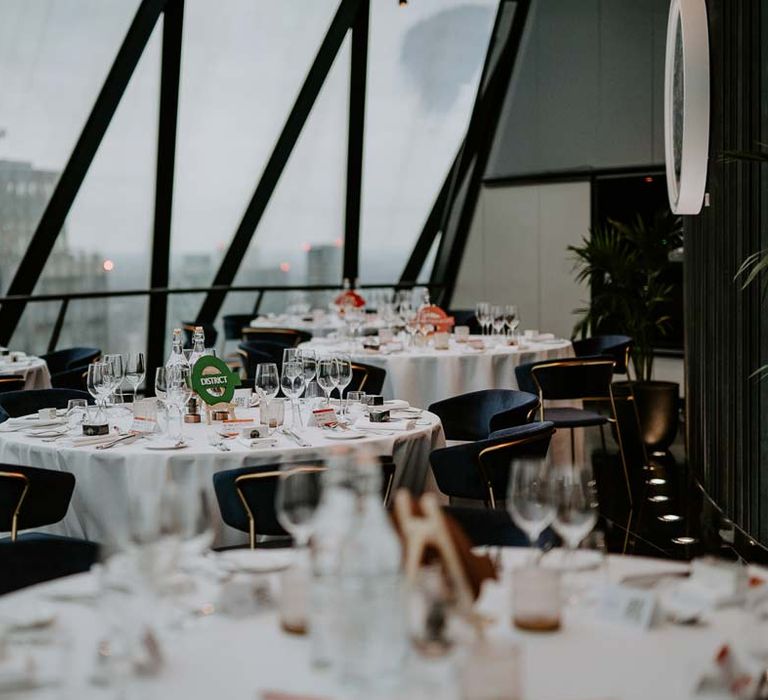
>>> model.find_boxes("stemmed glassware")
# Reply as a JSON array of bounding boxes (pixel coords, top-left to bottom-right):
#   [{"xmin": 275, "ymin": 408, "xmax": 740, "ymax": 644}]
[
  {"xmin": 276, "ymin": 465, "xmax": 324, "ymax": 549},
  {"xmin": 316, "ymin": 358, "xmax": 338, "ymax": 406},
  {"xmin": 87, "ymin": 362, "xmax": 113, "ymax": 424},
  {"xmin": 551, "ymin": 464, "xmax": 599, "ymax": 568},
  {"xmin": 255, "ymin": 363, "xmax": 280, "ymax": 402},
  {"xmin": 166, "ymin": 365, "xmax": 192, "ymax": 443},
  {"xmin": 281, "ymin": 360, "xmax": 306, "ymax": 427},
  {"xmin": 475, "ymin": 301, "xmax": 490, "ymax": 336},
  {"xmin": 124, "ymin": 352, "xmax": 145, "ymax": 405},
  {"xmin": 504, "ymin": 305, "xmax": 519, "ymax": 339},
  {"xmin": 507, "ymin": 458, "xmax": 556, "ymax": 556},
  {"xmin": 299, "ymin": 349, "xmax": 317, "ymax": 385},
  {"xmin": 402, "ymin": 307, "xmax": 419, "ymax": 348},
  {"xmin": 103, "ymin": 354, "xmax": 125, "ymax": 405},
  {"xmin": 491, "ymin": 305, "xmax": 506, "ymax": 343},
  {"xmin": 334, "ymin": 354, "xmax": 353, "ymax": 415},
  {"xmin": 282, "ymin": 347, "xmax": 299, "ymax": 366}
]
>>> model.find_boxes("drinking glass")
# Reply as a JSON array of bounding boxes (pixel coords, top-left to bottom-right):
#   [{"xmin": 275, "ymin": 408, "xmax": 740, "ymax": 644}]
[
  {"xmin": 402, "ymin": 308, "xmax": 419, "ymax": 348},
  {"xmin": 504, "ymin": 304, "xmax": 519, "ymax": 338},
  {"xmin": 254, "ymin": 363, "xmax": 280, "ymax": 401},
  {"xmin": 316, "ymin": 359, "xmax": 338, "ymax": 405},
  {"xmin": 298, "ymin": 349, "xmax": 317, "ymax": 391},
  {"xmin": 282, "ymin": 347, "xmax": 299, "ymax": 366},
  {"xmin": 154, "ymin": 367, "xmax": 168, "ymax": 401},
  {"xmin": 507, "ymin": 459, "xmax": 556, "ymax": 552},
  {"xmin": 125, "ymin": 352, "xmax": 145, "ymax": 405},
  {"xmin": 166, "ymin": 366, "xmax": 192, "ymax": 442},
  {"xmin": 66, "ymin": 399, "xmax": 88, "ymax": 431},
  {"xmin": 103, "ymin": 354, "xmax": 125, "ymax": 405},
  {"xmin": 551, "ymin": 464, "xmax": 599, "ymax": 562},
  {"xmin": 491, "ymin": 305, "xmax": 505, "ymax": 340},
  {"xmin": 346, "ymin": 390, "xmax": 367, "ymax": 419},
  {"xmin": 275, "ymin": 466, "xmax": 324, "ymax": 549},
  {"xmin": 281, "ymin": 360, "xmax": 306, "ymax": 427},
  {"xmin": 333, "ymin": 354, "xmax": 353, "ymax": 414},
  {"xmin": 86, "ymin": 362, "xmax": 111, "ymax": 412},
  {"xmin": 475, "ymin": 302, "xmax": 490, "ymax": 336}
]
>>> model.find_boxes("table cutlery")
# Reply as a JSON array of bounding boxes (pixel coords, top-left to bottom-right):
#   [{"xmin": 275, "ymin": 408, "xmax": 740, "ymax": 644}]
[
  {"xmin": 281, "ymin": 428, "xmax": 311, "ymax": 447},
  {"xmin": 95, "ymin": 433, "xmax": 143, "ymax": 450}
]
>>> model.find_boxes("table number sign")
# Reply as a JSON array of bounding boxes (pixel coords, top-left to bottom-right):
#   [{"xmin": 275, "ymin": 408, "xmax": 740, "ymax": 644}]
[
  {"xmin": 191, "ymin": 355, "xmax": 241, "ymax": 406},
  {"xmin": 597, "ymin": 584, "xmax": 658, "ymax": 631}
]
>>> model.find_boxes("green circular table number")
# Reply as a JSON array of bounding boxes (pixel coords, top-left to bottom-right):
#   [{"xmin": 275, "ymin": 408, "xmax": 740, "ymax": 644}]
[{"xmin": 191, "ymin": 355, "xmax": 241, "ymax": 405}]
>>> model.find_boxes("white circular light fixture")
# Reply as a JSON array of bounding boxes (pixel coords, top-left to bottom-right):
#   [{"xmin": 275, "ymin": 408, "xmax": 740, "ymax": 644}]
[{"xmin": 664, "ymin": 0, "xmax": 710, "ymax": 215}]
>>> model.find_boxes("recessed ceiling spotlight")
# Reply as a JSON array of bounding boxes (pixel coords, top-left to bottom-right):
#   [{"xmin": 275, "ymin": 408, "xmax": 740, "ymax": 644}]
[
  {"xmin": 672, "ymin": 536, "xmax": 697, "ymax": 545},
  {"xmin": 648, "ymin": 495, "xmax": 669, "ymax": 503},
  {"xmin": 658, "ymin": 514, "xmax": 682, "ymax": 522},
  {"xmin": 648, "ymin": 478, "xmax": 666, "ymax": 485}
]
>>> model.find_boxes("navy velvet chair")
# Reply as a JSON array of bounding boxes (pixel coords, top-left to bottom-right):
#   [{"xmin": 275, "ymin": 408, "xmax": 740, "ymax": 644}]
[
  {"xmin": 0, "ymin": 377, "xmax": 26, "ymax": 394},
  {"xmin": 0, "ymin": 389, "xmax": 93, "ymax": 423},
  {"xmin": 181, "ymin": 321, "xmax": 218, "ymax": 348},
  {"xmin": 237, "ymin": 341, "xmax": 285, "ymax": 377},
  {"xmin": 41, "ymin": 347, "xmax": 101, "ymax": 375},
  {"xmin": 428, "ymin": 389, "xmax": 539, "ymax": 442},
  {"xmin": 572, "ymin": 334, "xmax": 632, "ymax": 375},
  {"xmin": 443, "ymin": 506, "xmax": 559, "ymax": 548},
  {"xmin": 50, "ymin": 366, "xmax": 90, "ymax": 392},
  {"xmin": 345, "ymin": 362, "xmax": 386, "ymax": 397},
  {"xmin": 214, "ymin": 458, "xmax": 396, "ymax": 549},
  {"xmin": 240, "ymin": 327, "xmax": 312, "ymax": 347},
  {"xmin": 0, "ymin": 539, "xmax": 100, "ymax": 595},
  {"xmin": 448, "ymin": 309, "xmax": 482, "ymax": 335},
  {"xmin": 430, "ymin": 421, "xmax": 555, "ymax": 508}
]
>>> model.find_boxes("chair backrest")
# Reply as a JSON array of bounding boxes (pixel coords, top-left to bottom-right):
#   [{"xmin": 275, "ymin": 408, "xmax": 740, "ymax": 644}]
[
  {"xmin": 41, "ymin": 347, "xmax": 101, "ymax": 374},
  {"xmin": 428, "ymin": 389, "xmax": 539, "ymax": 442},
  {"xmin": 443, "ymin": 506, "xmax": 555, "ymax": 548},
  {"xmin": 50, "ymin": 366, "xmax": 90, "ymax": 391},
  {"xmin": 214, "ymin": 457, "xmax": 396, "ymax": 547},
  {"xmin": 181, "ymin": 321, "xmax": 218, "ymax": 348},
  {"xmin": 238, "ymin": 341, "xmax": 285, "ymax": 377},
  {"xmin": 429, "ymin": 421, "xmax": 555, "ymax": 505},
  {"xmin": 516, "ymin": 357, "xmax": 615, "ymax": 406},
  {"xmin": 240, "ymin": 327, "xmax": 312, "ymax": 347},
  {"xmin": 345, "ymin": 362, "xmax": 386, "ymax": 397},
  {"xmin": 572, "ymin": 335, "xmax": 632, "ymax": 374},
  {"xmin": 0, "ymin": 389, "xmax": 93, "ymax": 421},
  {"xmin": 0, "ymin": 464, "xmax": 76, "ymax": 538},
  {"xmin": 448, "ymin": 309, "xmax": 482, "ymax": 335},
  {"xmin": 223, "ymin": 314, "xmax": 255, "ymax": 342},
  {"xmin": 0, "ymin": 538, "xmax": 99, "ymax": 595},
  {"xmin": 0, "ymin": 377, "xmax": 26, "ymax": 394}
]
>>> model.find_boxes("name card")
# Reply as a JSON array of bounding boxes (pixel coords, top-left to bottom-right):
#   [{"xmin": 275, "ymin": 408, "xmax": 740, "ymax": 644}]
[
  {"xmin": 132, "ymin": 398, "xmax": 158, "ymax": 433},
  {"xmin": 309, "ymin": 407, "xmax": 337, "ymax": 427},
  {"xmin": 597, "ymin": 584, "xmax": 657, "ymax": 631}
]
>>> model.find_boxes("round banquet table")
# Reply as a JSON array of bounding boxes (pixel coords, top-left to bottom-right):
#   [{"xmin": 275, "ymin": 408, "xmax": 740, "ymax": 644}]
[
  {"xmin": 301, "ymin": 337, "xmax": 574, "ymax": 408},
  {"xmin": 250, "ymin": 313, "xmax": 384, "ymax": 339},
  {"xmin": 0, "ymin": 407, "xmax": 444, "ymax": 545},
  {"xmin": 0, "ymin": 548, "xmax": 762, "ymax": 699},
  {"xmin": 0, "ymin": 356, "xmax": 51, "ymax": 390}
]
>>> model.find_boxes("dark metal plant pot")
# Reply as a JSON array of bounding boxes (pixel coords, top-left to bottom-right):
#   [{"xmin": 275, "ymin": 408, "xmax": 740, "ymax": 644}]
[{"xmin": 618, "ymin": 380, "xmax": 680, "ymax": 450}]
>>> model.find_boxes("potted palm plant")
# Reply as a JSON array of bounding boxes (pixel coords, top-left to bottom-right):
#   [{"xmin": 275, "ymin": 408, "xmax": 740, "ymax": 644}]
[{"xmin": 569, "ymin": 211, "xmax": 683, "ymax": 450}]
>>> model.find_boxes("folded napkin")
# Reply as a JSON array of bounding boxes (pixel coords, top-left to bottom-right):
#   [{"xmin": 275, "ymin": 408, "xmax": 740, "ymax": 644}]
[
  {"xmin": 238, "ymin": 437, "xmax": 279, "ymax": 449},
  {"xmin": 353, "ymin": 418, "xmax": 415, "ymax": 432},
  {"xmin": 70, "ymin": 434, "xmax": 118, "ymax": 447},
  {"xmin": 383, "ymin": 399, "xmax": 410, "ymax": 410}
]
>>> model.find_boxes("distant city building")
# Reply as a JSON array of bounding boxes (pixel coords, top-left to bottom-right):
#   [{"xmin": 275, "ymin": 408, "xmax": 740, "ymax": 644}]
[
  {"xmin": 306, "ymin": 242, "xmax": 341, "ymax": 309},
  {"xmin": 0, "ymin": 159, "xmax": 108, "ymax": 353}
]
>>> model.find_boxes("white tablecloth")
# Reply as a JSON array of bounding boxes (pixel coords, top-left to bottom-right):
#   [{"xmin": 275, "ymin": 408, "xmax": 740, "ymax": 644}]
[
  {"xmin": 0, "ymin": 357, "xmax": 51, "ymax": 390},
  {"xmin": 0, "ymin": 408, "xmax": 444, "ymax": 545},
  {"xmin": 0, "ymin": 549, "xmax": 761, "ymax": 699},
  {"xmin": 251, "ymin": 313, "xmax": 384, "ymax": 339},
  {"xmin": 302, "ymin": 338, "xmax": 574, "ymax": 408}
]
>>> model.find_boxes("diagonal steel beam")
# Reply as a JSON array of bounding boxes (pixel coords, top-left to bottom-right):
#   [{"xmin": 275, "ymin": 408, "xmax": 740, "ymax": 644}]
[
  {"xmin": 197, "ymin": 0, "xmax": 362, "ymax": 323},
  {"xmin": 0, "ymin": 0, "xmax": 168, "ymax": 345}
]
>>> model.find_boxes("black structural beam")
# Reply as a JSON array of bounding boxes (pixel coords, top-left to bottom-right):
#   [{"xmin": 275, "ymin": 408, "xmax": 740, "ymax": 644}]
[
  {"xmin": 342, "ymin": 0, "xmax": 370, "ymax": 284},
  {"xmin": 0, "ymin": 0, "xmax": 167, "ymax": 345},
  {"xmin": 197, "ymin": 0, "xmax": 362, "ymax": 324},
  {"xmin": 146, "ymin": 0, "xmax": 184, "ymax": 381},
  {"xmin": 431, "ymin": 0, "xmax": 531, "ymax": 307}
]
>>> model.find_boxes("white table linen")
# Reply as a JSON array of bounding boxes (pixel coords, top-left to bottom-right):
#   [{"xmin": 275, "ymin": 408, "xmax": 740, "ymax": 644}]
[
  {"xmin": 0, "ymin": 357, "xmax": 51, "ymax": 390},
  {"xmin": 0, "ymin": 408, "xmax": 444, "ymax": 545},
  {"xmin": 301, "ymin": 337, "xmax": 573, "ymax": 407},
  {"xmin": 0, "ymin": 549, "xmax": 761, "ymax": 699},
  {"xmin": 250, "ymin": 313, "xmax": 383, "ymax": 338}
]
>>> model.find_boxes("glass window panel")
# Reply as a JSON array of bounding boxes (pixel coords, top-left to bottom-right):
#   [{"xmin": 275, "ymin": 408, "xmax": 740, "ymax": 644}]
[
  {"xmin": 170, "ymin": 0, "xmax": 341, "ymax": 294},
  {"xmin": 359, "ymin": 0, "xmax": 496, "ymax": 284},
  {"xmin": 0, "ymin": 1, "xmax": 141, "ymax": 296}
]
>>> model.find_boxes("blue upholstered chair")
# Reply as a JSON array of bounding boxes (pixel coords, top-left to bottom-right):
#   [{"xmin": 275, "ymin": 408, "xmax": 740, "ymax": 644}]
[
  {"xmin": 0, "ymin": 389, "xmax": 93, "ymax": 423},
  {"xmin": 40, "ymin": 347, "xmax": 101, "ymax": 375},
  {"xmin": 50, "ymin": 366, "xmax": 90, "ymax": 391},
  {"xmin": 237, "ymin": 341, "xmax": 284, "ymax": 377},
  {"xmin": 572, "ymin": 334, "xmax": 632, "ymax": 375},
  {"xmin": 213, "ymin": 458, "xmax": 396, "ymax": 549},
  {"xmin": 0, "ymin": 538, "xmax": 99, "ymax": 595},
  {"xmin": 240, "ymin": 327, "xmax": 312, "ymax": 347},
  {"xmin": 443, "ymin": 506, "xmax": 558, "ymax": 548},
  {"xmin": 448, "ymin": 309, "xmax": 482, "ymax": 335},
  {"xmin": 428, "ymin": 389, "xmax": 539, "ymax": 442},
  {"xmin": 429, "ymin": 421, "xmax": 555, "ymax": 508},
  {"xmin": 0, "ymin": 377, "xmax": 25, "ymax": 394},
  {"xmin": 345, "ymin": 362, "xmax": 386, "ymax": 397}
]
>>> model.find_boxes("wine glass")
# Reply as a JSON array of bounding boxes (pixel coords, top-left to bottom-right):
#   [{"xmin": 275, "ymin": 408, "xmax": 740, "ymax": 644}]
[
  {"xmin": 282, "ymin": 347, "xmax": 299, "ymax": 366},
  {"xmin": 166, "ymin": 365, "xmax": 192, "ymax": 443},
  {"xmin": 255, "ymin": 363, "xmax": 280, "ymax": 401},
  {"xmin": 298, "ymin": 349, "xmax": 317, "ymax": 385},
  {"xmin": 475, "ymin": 302, "xmax": 490, "ymax": 336},
  {"xmin": 507, "ymin": 459, "xmax": 556, "ymax": 553},
  {"xmin": 491, "ymin": 305, "xmax": 505, "ymax": 342},
  {"xmin": 103, "ymin": 354, "xmax": 125, "ymax": 405},
  {"xmin": 334, "ymin": 354, "xmax": 353, "ymax": 415},
  {"xmin": 275, "ymin": 465, "xmax": 324, "ymax": 549},
  {"xmin": 551, "ymin": 464, "xmax": 599, "ymax": 567},
  {"xmin": 125, "ymin": 352, "xmax": 145, "ymax": 405},
  {"xmin": 316, "ymin": 359, "xmax": 338, "ymax": 406},
  {"xmin": 87, "ymin": 362, "xmax": 112, "ymax": 413},
  {"xmin": 504, "ymin": 305, "xmax": 519, "ymax": 339},
  {"xmin": 281, "ymin": 361, "xmax": 306, "ymax": 427}
]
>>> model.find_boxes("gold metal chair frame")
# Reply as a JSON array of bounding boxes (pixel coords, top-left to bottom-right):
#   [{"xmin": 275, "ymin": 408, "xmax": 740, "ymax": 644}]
[
  {"xmin": 0, "ymin": 471, "xmax": 30, "ymax": 541},
  {"xmin": 474, "ymin": 427, "xmax": 557, "ymax": 509},
  {"xmin": 530, "ymin": 358, "xmax": 634, "ymax": 509},
  {"xmin": 350, "ymin": 363, "xmax": 374, "ymax": 393}
]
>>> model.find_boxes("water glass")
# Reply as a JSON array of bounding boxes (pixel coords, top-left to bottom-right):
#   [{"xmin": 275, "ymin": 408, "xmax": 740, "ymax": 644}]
[
  {"xmin": 281, "ymin": 361, "xmax": 306, "ymax": 427},
  {"xmin": 433, "ymin": 331, "xmax": 450, "ymax": 350},
  {"xmin": 66, "ymin": 399, "xmax": 88, "ymax": 430},
  {"xmin": 507, "ymin": 458, "xmax": 556, "ymax": 550},
  {"xmin": 255, "ymin": 363, "xmax": 280, "ymax": 401},
  {"xmin": 512, "ymin": 565, "xmax": 561, "ymax": 632},
  {"xmin": 316, "ymin": 359, "xmax": 338, "ymax": 405},
  {"xmin": 259, "ymin": 397, "xmax": 285, "ymax": 432},
  {"xmin": 125, "ymin": 352, "xmax": 145, "ymax": 404},
  {"xmin": 275, "ymin": 465, "xmax": 324, "ymax": 548},
  {"xmin": 346, "ymin": 390, "xmax": 367, "ymax": 419}
]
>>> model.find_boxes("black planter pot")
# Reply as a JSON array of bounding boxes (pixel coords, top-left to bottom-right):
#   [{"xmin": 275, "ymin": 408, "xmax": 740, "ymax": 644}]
[{"xmin": 614, "ymin": 380, "xmax": 680, "ymax": 451}]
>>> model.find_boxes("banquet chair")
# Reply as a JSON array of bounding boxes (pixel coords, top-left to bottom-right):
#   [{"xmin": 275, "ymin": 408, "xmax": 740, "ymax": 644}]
[
  {"xmin": 0, "ymin": 388, "xmax": 93, "ymax": 422},
  {"xmin": 572, "ymin": 335, "xmax": 632, "ymax": 375},
  {"xmin": 213, "ymin": 458, "xmax": 396, "ymax": 549},
  {"xmin": 40, "ymin": 347, "xmax": 101, "ymax": 375},
  {"xmin": 448, "ymin": 309, "xmax": 482, "ymax": 335},
  {"xmin": 344, "ymin": 362, "xmax": 387, "ymax": 397},
  {"xmin": 0, "ymin": 539, "xmax": 100, "ymax": 595},
  {"xmin": 443, "ymin": 506, "xmax": 557, "ymax": 548},
  {"xmin": 238, "ymin": 341, "xmax": 285, "ymax": 377},
  {"xmin": 0, "ymin": 377, "xmax": 26, "ymax": 394},
  {"xmin": 240, "ymin": 327, "xmax": 312, "ymax": 347},
  {"xmin": 515, "ymin": 357, "xmax": 633, "ymax": 505},
  {"xmin": 181, "ymin": 321, "xmax": 218, "ymax": 348},
  {"xmin": 429, "ymin": 421, "xmax": 556, "ymax": 508},
  {"xmin": 50, "ymin": 365, "xmax": 90, "ymax": 391},
  {"xmin": 428, "ymin": 389, "xmax": 539, "ymax": 442}
]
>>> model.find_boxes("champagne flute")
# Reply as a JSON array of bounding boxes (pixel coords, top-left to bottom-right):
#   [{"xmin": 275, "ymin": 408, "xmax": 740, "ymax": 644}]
[
  {"xmin": 507, "ymin": 459, "xmax": 556, "ymax": 555},
  {"xmin": 125, "ymin": 352, "xmax": 145, "ymax": 405},
  {"xmin": 316, "ymin": 359, "xmax": 338, "ymax": 406}
]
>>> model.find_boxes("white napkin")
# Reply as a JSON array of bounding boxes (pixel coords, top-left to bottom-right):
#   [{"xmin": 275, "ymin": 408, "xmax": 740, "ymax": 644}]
[
  {"xmin": 70, "ymin": 434, "xmax": 117, "ymax": 447},
  {"xmin": 237, "ymin": 437, "xmax": 279, "ymax": 449},
  {"xmin": 353, "ymin": 418, "xmax": 415, "ymax": 432}
]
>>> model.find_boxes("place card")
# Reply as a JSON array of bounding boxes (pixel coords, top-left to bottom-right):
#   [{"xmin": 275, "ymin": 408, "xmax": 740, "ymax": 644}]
[
  {"xmin": 132, "ymin": 398, "xmax": 158, "ymax": 433},
  {"xmin": 309, "ymin": 407, "xmax": 338, "ymax": 427},
  {"xmin": 596, "ymin": 584, "xmax": 658, "ymax": 631}
]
